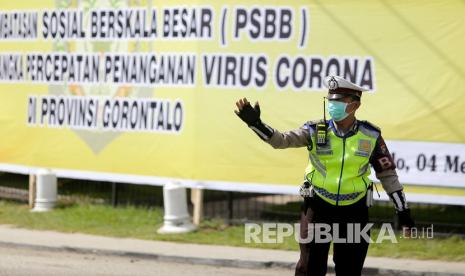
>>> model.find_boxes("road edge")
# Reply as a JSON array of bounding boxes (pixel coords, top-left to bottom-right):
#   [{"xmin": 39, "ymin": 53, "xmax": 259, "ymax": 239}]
[{"xmin": 0, "ymin": 241, "xmax": 462, "ymax": 276}]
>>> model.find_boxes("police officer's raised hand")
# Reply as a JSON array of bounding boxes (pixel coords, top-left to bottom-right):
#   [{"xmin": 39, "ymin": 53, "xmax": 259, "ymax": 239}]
[{"xmin": 235, "ymin": 98, "xmax": 261, "ymax": 126}]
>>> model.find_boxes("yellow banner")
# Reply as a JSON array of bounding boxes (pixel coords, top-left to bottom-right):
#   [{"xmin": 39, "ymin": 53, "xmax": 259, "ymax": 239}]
[{"xmin": 0, "ymin": 0, "xmax": 464, "ymax": 190}]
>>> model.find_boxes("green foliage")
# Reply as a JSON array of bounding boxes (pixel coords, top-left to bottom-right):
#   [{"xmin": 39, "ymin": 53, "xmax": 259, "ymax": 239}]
[{"xmin": 0, "ymin": 200, "xmax": 464, "ymax": 261}]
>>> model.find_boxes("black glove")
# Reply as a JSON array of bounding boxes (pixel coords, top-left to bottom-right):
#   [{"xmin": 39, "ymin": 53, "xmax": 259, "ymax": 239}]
[
  {"xmin": 235, "ymin": 98, "xmax": 274, "ymax": 140},
  {"xmin": 236, "ymin": 101, "xmax": 261, "ymax": 126},
  {"xmin": 397, "ymin": 208, "xmax": 415, "ymax": 228}
]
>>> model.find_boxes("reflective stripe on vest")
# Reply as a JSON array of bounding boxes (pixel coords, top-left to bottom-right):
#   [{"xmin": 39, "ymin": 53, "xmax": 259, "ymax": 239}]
[{"xmin": 305, "ymin": 123, "xmax": 379, "ymax": 206}]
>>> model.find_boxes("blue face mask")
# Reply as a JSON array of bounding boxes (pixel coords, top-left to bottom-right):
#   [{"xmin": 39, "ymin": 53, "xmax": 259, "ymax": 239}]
[{"xmin": 328, "ymin": 100, "xmax": 353, "ymax": 122}]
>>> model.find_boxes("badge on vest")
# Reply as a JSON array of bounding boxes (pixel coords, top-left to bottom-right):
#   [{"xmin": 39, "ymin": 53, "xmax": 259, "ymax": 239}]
[{"xmin": 355, "ymin": 139, "xmax": 371, "ymax": 157}]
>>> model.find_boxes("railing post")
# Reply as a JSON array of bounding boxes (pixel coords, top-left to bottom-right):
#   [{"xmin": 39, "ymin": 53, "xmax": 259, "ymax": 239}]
[{"xmin": 191, "ymin": 188, "xmax": 204, "ymax": 226}]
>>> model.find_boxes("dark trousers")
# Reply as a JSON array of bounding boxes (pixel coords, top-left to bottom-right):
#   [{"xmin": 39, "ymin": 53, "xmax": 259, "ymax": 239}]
[{"xmin": 296, "ymin": 195, "xmax": 369, "ymax": 276}]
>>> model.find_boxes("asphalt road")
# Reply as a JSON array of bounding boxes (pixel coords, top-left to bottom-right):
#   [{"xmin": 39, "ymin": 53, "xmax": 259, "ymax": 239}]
[{"xmin": 0, "ymin": 245, "xmax": 295, "ymax": 276}]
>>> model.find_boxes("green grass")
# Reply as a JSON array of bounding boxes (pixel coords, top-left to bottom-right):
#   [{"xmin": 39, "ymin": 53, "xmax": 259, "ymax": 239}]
[
  {"xmin": 368, "ymin": 233, "xmax": 465, "ymax": 261},
  {"xmin": 0, "ymin": 200, "xmax": 464, "ymax": 261}
]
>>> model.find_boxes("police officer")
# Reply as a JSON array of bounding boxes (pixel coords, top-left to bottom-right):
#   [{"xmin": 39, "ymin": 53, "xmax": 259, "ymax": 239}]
[{"xmin": 235, "ymin": 75, "xmax": 414, "ymax": 276}]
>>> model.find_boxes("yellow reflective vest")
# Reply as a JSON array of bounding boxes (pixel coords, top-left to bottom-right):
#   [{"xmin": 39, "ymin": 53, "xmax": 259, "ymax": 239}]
[{"xmin": 305, "ymin": 120, "xmax": 380, "ymax": 206}]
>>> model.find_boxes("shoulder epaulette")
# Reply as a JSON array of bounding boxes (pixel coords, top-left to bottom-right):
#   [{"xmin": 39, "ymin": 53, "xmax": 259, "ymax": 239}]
[{"xmin": 359, "ymin": 120, "xmax": 381, "ymax": 132}]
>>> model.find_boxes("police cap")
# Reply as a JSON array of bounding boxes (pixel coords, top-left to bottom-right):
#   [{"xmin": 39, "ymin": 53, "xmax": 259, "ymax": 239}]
[{"xmin": 323, "ymin": 75, "xmax": 369, "ymax": 101}]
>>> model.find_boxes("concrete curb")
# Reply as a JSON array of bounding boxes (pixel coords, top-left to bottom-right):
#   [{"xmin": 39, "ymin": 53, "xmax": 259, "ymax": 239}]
[{"xmin": 0, "ymin": 241, "xmax": 463, "ymax": 276}]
